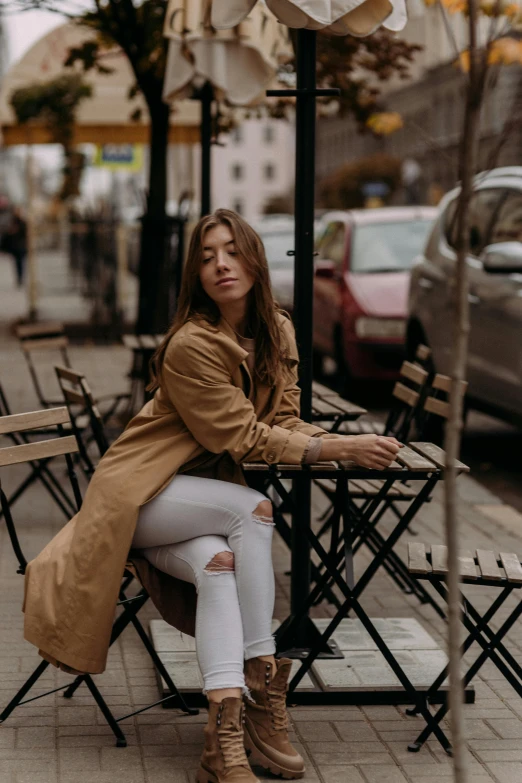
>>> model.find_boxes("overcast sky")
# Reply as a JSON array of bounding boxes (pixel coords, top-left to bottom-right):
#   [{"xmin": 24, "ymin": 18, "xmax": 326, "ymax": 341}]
[{"xmin": 4, "ymin": 6, "xmax": 85, "ymax": 65}]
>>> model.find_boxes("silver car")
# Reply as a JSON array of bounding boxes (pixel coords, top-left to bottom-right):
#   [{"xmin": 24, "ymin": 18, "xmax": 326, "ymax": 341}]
[{"xmin": 408, "ymin": 167, "xmax": 522, "ymax": 423}]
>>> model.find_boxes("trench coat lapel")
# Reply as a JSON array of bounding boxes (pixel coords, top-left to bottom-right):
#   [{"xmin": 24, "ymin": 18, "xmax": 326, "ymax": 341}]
[{"xmin": 198, "ymin": 317, "xmax": 255, "ymax": 401}]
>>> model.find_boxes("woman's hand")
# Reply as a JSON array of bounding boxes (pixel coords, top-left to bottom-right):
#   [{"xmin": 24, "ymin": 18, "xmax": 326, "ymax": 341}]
[{"xmin": 318, "ymin": 434, "xmax": 402, "ymax": 470}]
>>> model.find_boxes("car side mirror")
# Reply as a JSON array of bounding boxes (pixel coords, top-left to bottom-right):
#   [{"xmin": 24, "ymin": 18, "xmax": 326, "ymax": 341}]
[
  {"xmin": 315, "ymin": 259, "xmax": 338, "ymax": 279},
  {"xmin": 482, "ymin": 242, "xmax": 522, "ymax": 274}
]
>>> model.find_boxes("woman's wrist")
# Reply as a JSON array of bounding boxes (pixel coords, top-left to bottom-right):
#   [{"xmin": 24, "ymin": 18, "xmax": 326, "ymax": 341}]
[{"xmin": 318, "ymin": 437, "xmax": 352, "ymax": 462}]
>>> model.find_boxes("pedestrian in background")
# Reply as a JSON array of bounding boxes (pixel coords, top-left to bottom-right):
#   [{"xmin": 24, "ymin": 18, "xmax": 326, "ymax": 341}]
[{"xmin": 4, "ymin": 207, "xmax": 27, "ymax": 287}]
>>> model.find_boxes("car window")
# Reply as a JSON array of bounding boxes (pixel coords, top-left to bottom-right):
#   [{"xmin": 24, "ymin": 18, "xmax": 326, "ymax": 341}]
[
  {"xmin": 317, "ymin": 222, "xmax": 346, "ymax": 267},
  {"xmin": 489, "ymin": 190, "xmax": 522, "ymax": 244},
  {"xmin": 350, "ymin": 220, "xmax": 433, "ymax": 273},
  {"xmin": 259, "ymin": 230, "xmax": 294, "ymax": 270},
  {"xmin": 445, "ymin": 189, "xmax": 504, "ymax": 256}
]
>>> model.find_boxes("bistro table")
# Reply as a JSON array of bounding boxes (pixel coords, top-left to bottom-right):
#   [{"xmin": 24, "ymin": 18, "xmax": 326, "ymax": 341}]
[{"xmin": 242, "ymin": 442, "xmax": 470, "ymax": 710}]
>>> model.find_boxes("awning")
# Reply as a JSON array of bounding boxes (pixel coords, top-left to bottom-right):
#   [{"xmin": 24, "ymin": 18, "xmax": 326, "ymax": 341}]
[{"xmin": 0, "ymin": 23, "xmax": 201, "ymax": 147}]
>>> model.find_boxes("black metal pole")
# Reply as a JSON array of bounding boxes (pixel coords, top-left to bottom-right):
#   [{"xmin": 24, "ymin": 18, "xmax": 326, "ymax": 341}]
[
  {"xmin": 200, "ymin": 81, "xmax": 213, "ymax": 217},
  {"xmin": 266, "ymin": 34, "xmax": 339, "ymax": 658},
  {"xmin": 290, "ymin": 28, "xmax": 316, "ymax": 626},
  {"xmin": 293, "ymin": 29, "xmax": 316, "ymax": 425}
]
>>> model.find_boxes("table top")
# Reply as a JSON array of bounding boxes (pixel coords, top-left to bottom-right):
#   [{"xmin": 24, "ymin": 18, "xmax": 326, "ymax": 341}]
[{"xmin": 242, "ymin": 442, "xmax": 469, "ymax": 478}]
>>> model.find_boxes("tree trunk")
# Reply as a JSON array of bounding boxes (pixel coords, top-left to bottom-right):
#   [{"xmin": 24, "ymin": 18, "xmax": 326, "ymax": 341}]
[
  {"xmin": 443, "ymin": 2, "xmax": 483, "ymax": 780},
  {"xmin": 136, "ymin": 98, "xmax": 170, "ymax": 334}
]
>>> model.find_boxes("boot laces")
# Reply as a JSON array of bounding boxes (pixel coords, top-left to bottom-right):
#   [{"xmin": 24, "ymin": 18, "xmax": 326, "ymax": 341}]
[
  {"xmin": 266, "ymin": 687, "xmax": 288, "ymax": 732},
  {"xmin": 218, "ymin": 723, "xmax": 249, "ymax": 769}
]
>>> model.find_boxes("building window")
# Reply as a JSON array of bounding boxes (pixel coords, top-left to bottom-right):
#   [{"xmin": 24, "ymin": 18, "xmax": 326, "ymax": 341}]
[
  {"xmin": 231, "ymin": 163, "xmax": 244, "ymax": 181},
  {"xmin": 263, "ymin": 124, "xmax": 275, "ymax": 144},
  {"xmin": 263, "ymin": 163, "xmax": 275, "ymax": 182},
  {"xmin": 232, "ymin": 126, "xmax": 243, "ymax": 144},
  {"xmin": 232, "ymin": 198, "xmax": 244, "ymax": 215}
]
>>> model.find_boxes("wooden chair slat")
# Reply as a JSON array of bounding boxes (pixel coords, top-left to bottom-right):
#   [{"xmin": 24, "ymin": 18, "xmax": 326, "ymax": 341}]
[
  {"xmin": 432, "ymin": 374, "xmax": 452, "ymax": 393},
  {"xmin": 61, "ymin": 388, "xmax": 86, "ymax": 406},
  {"xmin": 55, "ymin": 365, "xmax": 84, "ymax": 384},
  {"xmin": 310, "ymin": 461, "xmax": 337, "ymax": 471},
  {"xmin": 343, "ymin": 422, "xmax": 362, "ymax": 435},
  {"xmin": 359, "ymin": 421, "xmax": 378, "ymax": 434},
  {"xmin": 21, "ymin": 336, "xmax": 69, "ymax": 353},
  {"xmin": 393, "ymin": 483, "xmax": 417, "ymax": 499},
  {"xmin": 0, "ymin": 407, "xmax": 70, "ymax": 435},
  {"xmin": 154, "ymin": 335, "xmax": 165, "ymax": 346},
  {"xmin": 409, "ymin": 443, "xmax": 470, "ymax": 473},
  {"xmin": 432, "ymin": 375, "xmax": 468, "ymax": 395},
  {"xmin": 0, "ymin": 435, "xmax": 78, "ymax": 467},
  {"xmin": 408, "ymin": 543, "xmax": 431, "ymax": 574},
  {"xmin": 122, "ymin": 335, "xmax": 140, "ymax": 350},
  {"xmin": 241, "ymin": 463, "xmax": 270, "ymax": 471},
  {"xmin": 388, "ymin": 460, "xmax": 404, "ymax": 471},
  {"xmin": 16, "ymin": 321, "xmax": 65, "ymax": 339},
  {"xmin": 395, "ymin": 446, "xmax": 437, "ymax": 472},
  {"xmin": 312, "ymin": 398, "xmax": 338, "ymax": 416},
  {"xmin": 400, "ymin": 361, "xmax": 429, "ymax": 387},
  {"xmin": 355, "ymin": 478, "xmax": 401, "ymax": 497},
  {"xmin": 431, "ymin": 544, "xmax": 448, "ymax": 575},
  {"xmin": 415, "ymin": 344, "xmax": 431, "ymax": 361},
  {"xmin": 326, "ymin": 398, "xmax": 367, "ymax": 417},
  {"xmin": 499, "ymin": 552, "xmax": 522, "ymax": 584},
  {"xmin": 424, "ymin": 396, "xmax": 451, "ymax": 419},
  {"xmin": 312, "ymin": 381, "xmax": 338, "ymax": 398},
  {"xmin": 458, "ymin": 549, "xmax": 478, "ymax": 580},
  {"xmin": 476, "ymin": 549, "xmax": 503, "ymax": 581},
  {"xmin": 392, "ymin": 382, "xmax": 420, "ymax": 408}
]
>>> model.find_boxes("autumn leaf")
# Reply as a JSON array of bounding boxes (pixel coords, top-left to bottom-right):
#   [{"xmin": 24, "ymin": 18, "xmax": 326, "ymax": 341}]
[
  {"xmin": 488, "ymin": 36, "xmax": 522, "ymax": 64},
  {"xmin": 366, "ymin": 112, "xmax": 404, "ymax": 135}
]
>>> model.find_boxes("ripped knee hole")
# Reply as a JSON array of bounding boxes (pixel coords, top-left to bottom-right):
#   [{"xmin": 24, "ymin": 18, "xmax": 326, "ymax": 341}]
[
  {"xmin": 204, "ymin": 551, "xmax": 235, "ymax": 573},
  {"xmin": 253, "ymin": 499, "xmax": 274, "ymax": 527}
]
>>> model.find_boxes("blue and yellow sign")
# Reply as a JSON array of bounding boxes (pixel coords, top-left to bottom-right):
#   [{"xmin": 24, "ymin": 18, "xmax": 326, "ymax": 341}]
[{"xmin": 94, "ymin": 144, "xmax": 143, "ymax": 171}]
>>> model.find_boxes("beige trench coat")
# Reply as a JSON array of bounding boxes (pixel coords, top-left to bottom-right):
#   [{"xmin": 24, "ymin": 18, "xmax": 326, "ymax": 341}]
[{"xmin": 23, "ymin": 314, "xmax": 329, "ymax": 675}]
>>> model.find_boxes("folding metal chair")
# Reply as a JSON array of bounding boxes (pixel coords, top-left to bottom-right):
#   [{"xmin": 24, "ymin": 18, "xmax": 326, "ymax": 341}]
[
  {"xmin": 406, "ymin": 542, "xmax": 522, "ymax": 755},
  {"xmin": 0, "ymin": 381, "xmax": 77, "ymax": 520},
  {"xmin": 342, "ymin": 360, "xmax": 431, "ymax": 441},
  {"xmin": 16, "ymin": 322, "xmax": 130, "ymax": 422},
  {"xmin": 416, "ymin": 374, "xmax": 468, "ymax": 444},
  {"xmin": 0, "ymin": 406, "xmax": 197, "ymax": 747},
  {"xmin": 55, "ymin": 365, "xmax": 109, "ymax": 477}
]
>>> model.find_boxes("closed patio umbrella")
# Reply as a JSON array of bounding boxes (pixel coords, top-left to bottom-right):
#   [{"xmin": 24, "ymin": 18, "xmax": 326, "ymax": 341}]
[
  {"xmin": 211, "ymin": 0, "xmax": 408, "ymax": 35},
  {"xmin": 162, "ymin": 0, "xmax": 292, "ymax": 214}
]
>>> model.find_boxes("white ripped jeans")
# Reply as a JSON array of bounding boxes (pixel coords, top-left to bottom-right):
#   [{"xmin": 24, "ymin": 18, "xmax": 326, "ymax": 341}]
[{"xmin": 132, "ymin": 475, "xmax": 276, "ymax": 694}]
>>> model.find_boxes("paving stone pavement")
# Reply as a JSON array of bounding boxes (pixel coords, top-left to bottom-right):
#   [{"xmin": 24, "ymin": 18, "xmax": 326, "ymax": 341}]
[{"xmin": 1, "ymin": 269, "xmax": 522, "ymax": 782}]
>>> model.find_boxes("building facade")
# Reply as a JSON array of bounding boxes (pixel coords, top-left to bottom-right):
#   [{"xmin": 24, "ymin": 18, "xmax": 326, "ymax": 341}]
[
  {"xmin": 316, "ymin": 5, "xmax": 522, "ymax": 200},
  {"xmin": 211, "ymin": 118, "xmax": 295, "ymax": 222}
]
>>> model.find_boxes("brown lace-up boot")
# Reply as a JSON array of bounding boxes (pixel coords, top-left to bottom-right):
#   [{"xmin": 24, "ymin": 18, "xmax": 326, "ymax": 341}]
[
  {"xmin": 197, "ymin": 697, "xmax": 260, "ymax": 783},
  {"xmin": 243, "ymin": 658, "xmax": 305, "ymax": 779}
]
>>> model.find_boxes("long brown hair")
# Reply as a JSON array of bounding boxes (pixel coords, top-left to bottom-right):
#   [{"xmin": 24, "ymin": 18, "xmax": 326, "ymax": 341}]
[{"xmin": 148, "ymin": 209, "xmax": 290, "ymax": 392}]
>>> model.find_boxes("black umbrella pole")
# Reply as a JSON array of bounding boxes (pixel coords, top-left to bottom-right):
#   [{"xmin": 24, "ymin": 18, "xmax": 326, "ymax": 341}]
[
  {"xmin": 200, "ymin": 81, "xmax": 213, "ymax": 218},
  {"xmin": 293, "ymin": 29, "xmax": 316, "ymax": 424}
]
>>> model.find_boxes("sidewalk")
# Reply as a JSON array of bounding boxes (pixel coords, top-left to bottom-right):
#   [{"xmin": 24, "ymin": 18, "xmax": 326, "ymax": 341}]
[{"xmin": 1, "ymin": 263, "xmax": 522, "ymax": 783}]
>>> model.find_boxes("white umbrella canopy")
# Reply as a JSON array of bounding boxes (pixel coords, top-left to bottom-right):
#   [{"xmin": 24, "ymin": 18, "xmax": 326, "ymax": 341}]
[
  {"xmin": 163, "ymin": 0, "xmax": 292, "ymax": 105},
  {"xmin": 211, "ymin": 0, "xmax": 407, "ymax": 36}
]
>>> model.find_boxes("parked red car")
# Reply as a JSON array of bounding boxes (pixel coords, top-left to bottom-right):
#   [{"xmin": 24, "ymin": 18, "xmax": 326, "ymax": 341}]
[{"xmin": 313, "ymin": 207, "xmax": 437, "ymax": 384}]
